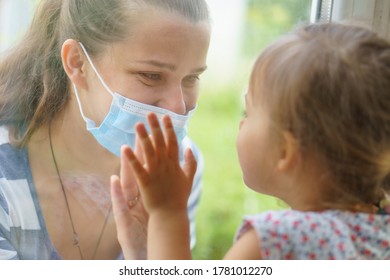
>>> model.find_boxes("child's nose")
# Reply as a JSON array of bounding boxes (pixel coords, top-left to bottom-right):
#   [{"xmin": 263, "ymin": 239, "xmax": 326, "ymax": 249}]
[{"xmin": 239, "ymin": 119, "xmax": 244, "ymax": 129}]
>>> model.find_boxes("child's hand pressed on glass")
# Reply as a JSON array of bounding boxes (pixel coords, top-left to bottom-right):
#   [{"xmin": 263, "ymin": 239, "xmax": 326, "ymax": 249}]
[
  {"xmin": 111, "ymin": 113, "xmax": 197, "ymax": 259},
  {"xmin": 126, "ymin": 113, "xmax": 197, "ymax": 215}
]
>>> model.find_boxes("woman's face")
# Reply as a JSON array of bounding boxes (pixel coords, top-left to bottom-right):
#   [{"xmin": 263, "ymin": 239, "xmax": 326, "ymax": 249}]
[{"xmin": 83, "ymin": 9, "xmax": 210, "ymax": 124}]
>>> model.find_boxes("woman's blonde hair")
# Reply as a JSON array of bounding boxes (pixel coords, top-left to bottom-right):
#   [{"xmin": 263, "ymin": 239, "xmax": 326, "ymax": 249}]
[
  {"xmin": 251, "ymin": 23, "xmax": 390, "ymax": 208},
  {"xmin": 0, "ymin": 0, "xmax": 209, "ymax": 147}
]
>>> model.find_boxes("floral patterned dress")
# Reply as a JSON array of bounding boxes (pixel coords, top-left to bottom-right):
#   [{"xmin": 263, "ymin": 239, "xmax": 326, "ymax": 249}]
[{"xmin": 235, "ymin": 209, "xmax": 390, "ymax": 259}]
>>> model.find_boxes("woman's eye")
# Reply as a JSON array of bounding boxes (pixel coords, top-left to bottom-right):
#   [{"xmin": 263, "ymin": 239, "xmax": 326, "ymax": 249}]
[
  {"xmin": 241, "ymin": 110, "xmax": 248, "ymax": 118},
  {"xmin": 187, "ymin": 75, "xmax": 200, "ymax": 82},
  {"xmin": 183, "ymin": 75, "xmax": 200, "ymax": 86},
  {"xmin": 139, "ymin": 73, "xmax": 161, "ymax": 81}
]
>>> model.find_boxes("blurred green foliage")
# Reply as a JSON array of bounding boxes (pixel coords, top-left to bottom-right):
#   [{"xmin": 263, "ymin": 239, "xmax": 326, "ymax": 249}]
[
  {"xmin": 242, "ymin": 0, "xmax": 312, "ymax": 58},
  {"xmin": 190, "ymin": 88, "xmax": 287, "ymax": 260},
  {"xmin": 190, "ymin": 0, "xmax": 312, "ymax": 259}
]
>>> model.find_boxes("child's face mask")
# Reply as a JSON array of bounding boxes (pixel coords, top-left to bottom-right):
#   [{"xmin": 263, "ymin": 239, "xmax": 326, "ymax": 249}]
[{"xmin": 73, "ymin": 42, "xmax": 195, "ymax": 157}]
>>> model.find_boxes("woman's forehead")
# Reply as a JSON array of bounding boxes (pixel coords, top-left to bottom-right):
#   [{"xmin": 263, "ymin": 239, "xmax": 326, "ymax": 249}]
[{"xmin": 104, "ymin": 13, "xmax": 210, "ymax": 69}]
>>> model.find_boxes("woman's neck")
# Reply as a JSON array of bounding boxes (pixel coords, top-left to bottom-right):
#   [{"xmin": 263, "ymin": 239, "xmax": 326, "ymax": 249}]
[{"xmin": 29, "ymin": 102, "xmax": 120, "ymax": 178}]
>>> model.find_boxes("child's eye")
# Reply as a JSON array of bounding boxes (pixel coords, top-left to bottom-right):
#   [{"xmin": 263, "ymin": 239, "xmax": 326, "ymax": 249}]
[{"xmin": 241, "ymin": 110, "xmax": 247, "ymax": 118}]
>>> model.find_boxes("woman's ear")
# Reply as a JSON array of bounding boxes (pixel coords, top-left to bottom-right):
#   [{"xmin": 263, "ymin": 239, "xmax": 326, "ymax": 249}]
[
  {"xmin": 276, "ymin": 131, "xmax": 300, "ymax": 172},
  {"xmin": 61, "ymin": 39, "xmax": 88, "ymax": 89}
]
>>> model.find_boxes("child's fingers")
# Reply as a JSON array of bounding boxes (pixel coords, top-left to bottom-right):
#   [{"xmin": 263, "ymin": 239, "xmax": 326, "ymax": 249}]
[
  {"xmin": 135, "ymin": 122, "xmax": 157, "ymax": 171},
  {"xmin": 147, "ymin": 113, "xmax": 166, "ymax": 154},
  {"xmin": 183, "ymin": 148, "xmax": 197, "ymax": 182},
  {"xmin": 123, "ymin": 141, "xmax": 151, "ymax": 188},
  {"xmin": 162, "ymin": 115, "xmax": 179, "ymax": 160}
]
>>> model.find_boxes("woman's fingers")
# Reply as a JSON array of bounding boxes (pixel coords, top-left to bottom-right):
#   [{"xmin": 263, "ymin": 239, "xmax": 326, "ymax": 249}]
[
  {"xmin": 110, "ymin": 174, "xmax": 148, "ymax": 260},
  {"xmin": 120, "ymin": 145, "xmax": 139, "ymax": 201},
  {"xmin": 110, "ymin": 175, "xmax": 129, "ymax": 219},
  {"xmin": 183, "ymin": 148, "xmax": 197, "ymax": 182}
]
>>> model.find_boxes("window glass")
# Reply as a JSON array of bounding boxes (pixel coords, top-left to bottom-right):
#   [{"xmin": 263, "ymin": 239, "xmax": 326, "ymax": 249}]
[{"xmin": 192, "ymin": 0, "xmax": 312, "ymax": 260}]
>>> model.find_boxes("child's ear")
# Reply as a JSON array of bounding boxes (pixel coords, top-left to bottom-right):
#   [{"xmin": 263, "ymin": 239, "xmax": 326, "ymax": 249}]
[
  {"xmin": 276, "ymin": 131, "xmax": 300, "ymax": 172},
  {"xmin": 61, "ymin": 39, "xmax": 88, "ymax": 90}
]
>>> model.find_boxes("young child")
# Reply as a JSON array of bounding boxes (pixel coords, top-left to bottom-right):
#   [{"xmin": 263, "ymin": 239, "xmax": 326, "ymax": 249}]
[{"xmin": 111, "ymin": 23, "xmax": 390, "ymax": 260}]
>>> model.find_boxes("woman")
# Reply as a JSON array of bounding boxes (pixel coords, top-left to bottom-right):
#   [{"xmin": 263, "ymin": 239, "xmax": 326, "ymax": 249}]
[{"xmin": 0, "ymin": 0, "xmax": 210, "ymax": 259}]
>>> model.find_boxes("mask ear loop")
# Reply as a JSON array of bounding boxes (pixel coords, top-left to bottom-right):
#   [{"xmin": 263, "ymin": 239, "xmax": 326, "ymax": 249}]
[
  {"xmin": 78, "ymin": 42, "xmax": 115, "ymax": 97},
  {"xmin": 73, "ymin": 42, "xmax": 117, "ymax": 125},
  {"xmin": 72, "ymin": 83, "xmax": 92, "ymax": 124}
]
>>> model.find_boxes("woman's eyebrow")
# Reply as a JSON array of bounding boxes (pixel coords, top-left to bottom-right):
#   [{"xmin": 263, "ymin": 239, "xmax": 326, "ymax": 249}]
[
  {"xmin": 134, "ymin": 60, "xmax": 207, "ymax": 73},
  {"xmin": 135, "ymin": 60, "xmax": 176, "ymax": 71}
]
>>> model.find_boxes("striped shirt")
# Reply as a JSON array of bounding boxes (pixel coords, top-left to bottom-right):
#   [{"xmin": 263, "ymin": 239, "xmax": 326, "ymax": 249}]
[{"xmin": 0, "ymin": 126, "xmax": 203, "ymax": 259}]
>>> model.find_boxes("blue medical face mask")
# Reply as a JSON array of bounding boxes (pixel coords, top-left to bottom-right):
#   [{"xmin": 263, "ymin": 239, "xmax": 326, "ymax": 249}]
[{"xmin": 73, "ymin": 43, "xmax": 195, "ymax": 157}]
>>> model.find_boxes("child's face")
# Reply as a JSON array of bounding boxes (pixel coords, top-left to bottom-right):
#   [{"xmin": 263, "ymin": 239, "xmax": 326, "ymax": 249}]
[{"xmin": 236, "ymin": 87, "xmax": 279, "ymax": 194}]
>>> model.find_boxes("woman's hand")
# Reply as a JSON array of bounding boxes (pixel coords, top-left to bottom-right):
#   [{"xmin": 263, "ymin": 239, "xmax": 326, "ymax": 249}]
[{"xmin": 111, "ymin": 144, "xmax": 148, "ymax": 260}]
